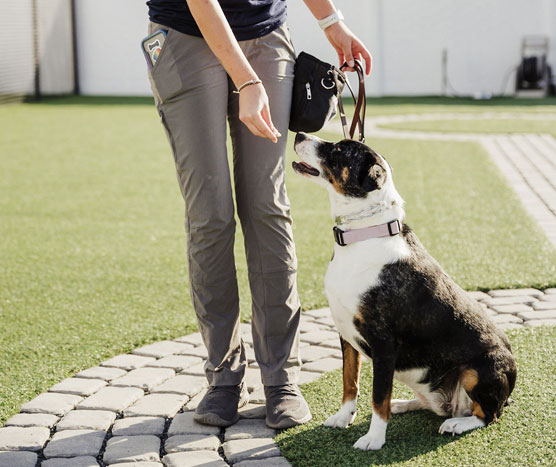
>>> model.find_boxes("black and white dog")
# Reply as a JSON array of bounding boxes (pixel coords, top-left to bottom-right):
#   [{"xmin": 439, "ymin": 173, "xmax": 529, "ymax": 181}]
[{"xmin": 292, "ymin": 133, "xmax": 516, "ymax": 451}]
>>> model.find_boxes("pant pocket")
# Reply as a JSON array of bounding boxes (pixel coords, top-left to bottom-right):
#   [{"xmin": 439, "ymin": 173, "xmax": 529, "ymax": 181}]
[{"xmin": 148, "ymin": 26, "xmax": 184, "ymax": 103}]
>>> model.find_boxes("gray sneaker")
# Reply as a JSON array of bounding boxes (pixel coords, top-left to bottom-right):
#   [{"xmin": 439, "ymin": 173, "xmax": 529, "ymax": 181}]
[
  {"xmin": 194, "ymin": 382, "xmax": 249, "ymax": 427},
  {"xmin": 265, "ymin": 384, "xmax": 312, "ymax": 429}
]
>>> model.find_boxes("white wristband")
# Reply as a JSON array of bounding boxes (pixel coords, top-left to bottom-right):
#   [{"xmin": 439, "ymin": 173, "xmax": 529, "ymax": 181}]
[{"xmin": 318, "ymin": 10, "xmax": 344, "ymax": 30}]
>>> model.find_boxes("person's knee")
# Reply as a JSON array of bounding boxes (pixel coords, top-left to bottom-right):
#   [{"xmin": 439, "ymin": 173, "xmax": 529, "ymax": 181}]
[{"xmin": 188, "ymin": 213, "xmax": 236, "ymax": 245}]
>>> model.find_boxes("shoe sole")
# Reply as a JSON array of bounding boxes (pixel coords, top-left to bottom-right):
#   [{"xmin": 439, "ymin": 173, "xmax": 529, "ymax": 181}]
[
  {"xmin": 266, "ymin": 411, "xmax": 312, "ymax": 430},
  {"xmin": 193, "ymin": 388, "xmax": 250, "ymax": 428},
  {"xmin": 194, "ymin": 411, "xmax": 239, "ymax": 427}
]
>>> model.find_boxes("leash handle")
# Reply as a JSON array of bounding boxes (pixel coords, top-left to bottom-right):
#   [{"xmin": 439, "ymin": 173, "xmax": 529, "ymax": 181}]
[{"xmin": 338, "ymin": 60, "xmax": 366, "ymax": 142}]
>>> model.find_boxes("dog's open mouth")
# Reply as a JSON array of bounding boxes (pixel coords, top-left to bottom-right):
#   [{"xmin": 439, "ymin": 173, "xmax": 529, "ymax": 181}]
[{"xmin": 292, "ymin": 161, "xmax": 320, "ymax": 176}]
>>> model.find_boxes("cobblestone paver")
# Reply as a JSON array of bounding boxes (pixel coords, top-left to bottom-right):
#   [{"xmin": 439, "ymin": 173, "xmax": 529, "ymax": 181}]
[
  {"xmin": 43, "ymin": 429, "xmax": 105, "ymax": 459},
  {"xmin": 0, "ymin": 451, "xmax": 39, "ymax": 467},
  {"xmin": 103, "ymin": 435, "xmax": 161, "ymax": 465},
  {"xmin": 2, "ymin": 289, "xmax": 555, "ymax": 466},
  {"xmin": 56, "ymin": 410, "xmax": 116, "ymax": 432},
  {"xmin": 112, "ymin": 416, "xmax": 165, "ymax": 437},
  {"xmin": 164, "ymin": 434, "xmax": 221, "ymax": 453}
]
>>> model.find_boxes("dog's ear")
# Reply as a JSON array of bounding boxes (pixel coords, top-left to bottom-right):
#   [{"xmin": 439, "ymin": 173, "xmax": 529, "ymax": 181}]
[{"xmin": 360, "ymin": 164, "xmax": 386, "ymax": 192}]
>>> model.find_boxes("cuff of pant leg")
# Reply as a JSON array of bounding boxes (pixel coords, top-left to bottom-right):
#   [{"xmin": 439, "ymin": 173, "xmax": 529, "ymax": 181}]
[
  {"xmin": 260, "ymin": 366, "xmax": 301, "ymax": 387},
  {"xmin": 206, "ymin": 365, "xmax": 246, "ymax": 386}
]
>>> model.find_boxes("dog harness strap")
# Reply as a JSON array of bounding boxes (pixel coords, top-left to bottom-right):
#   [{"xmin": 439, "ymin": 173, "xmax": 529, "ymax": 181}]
[{"xmin": 333, "ymin": 219, "xmax": 401, "ymax": 246}]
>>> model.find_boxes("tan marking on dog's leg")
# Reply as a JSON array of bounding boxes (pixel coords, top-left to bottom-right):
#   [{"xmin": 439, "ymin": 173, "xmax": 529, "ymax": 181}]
[
  {"xmin": 342, "ymin": 340, "xmax": 362, "ymax": 404},
  {"xmin": 373, "ymin": 391, "xmax": 392, "ymax": 421},
  {"xmin": 324, "ymin": 338, "xmax": 361, "ymax": 429}
]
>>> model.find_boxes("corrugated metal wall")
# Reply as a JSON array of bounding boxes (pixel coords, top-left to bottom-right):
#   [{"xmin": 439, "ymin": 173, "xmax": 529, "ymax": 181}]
[
  {"xmin": 0, "ymin": 0, "xmax": 36, "ymax": 102},
  {"xmin": 0, "ymin": 0, "xmax": 74, "ymax": 102}
]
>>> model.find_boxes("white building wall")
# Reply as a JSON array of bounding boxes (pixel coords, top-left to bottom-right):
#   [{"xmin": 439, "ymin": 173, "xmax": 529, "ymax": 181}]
[
  {"xmin": 375, "ymin": 0, "xmax": 551, "ymax": 96},
  {"xmin": 71, "ymin": 0, "xmax": 556, "ymax": 97},
  {"xmin": 75, "ymin": 0, "xmax": 152, "ymax": 96}
]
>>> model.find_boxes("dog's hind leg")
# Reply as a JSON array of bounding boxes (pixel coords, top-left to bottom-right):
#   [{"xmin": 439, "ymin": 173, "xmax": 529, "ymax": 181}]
[
  {"xmin": 324, "ymin": 337, "xmax": 361, "ymax": 428},
  {"xmin": 353, "ymin": 340, "xmax": 396, "ymax": 451},
  {"xmin": 391, "ymin": 398, "xmax": 426, "ymax": 414}
]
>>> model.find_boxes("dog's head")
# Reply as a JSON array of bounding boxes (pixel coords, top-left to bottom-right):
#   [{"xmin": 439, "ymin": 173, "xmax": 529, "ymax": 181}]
[
  {"xmin": 292, "ymin": 133, "xmax": 400, "ymax": 206},
  {"xmin": 293, "ymin": 132, "xmax": 404, "ymax": 220}
]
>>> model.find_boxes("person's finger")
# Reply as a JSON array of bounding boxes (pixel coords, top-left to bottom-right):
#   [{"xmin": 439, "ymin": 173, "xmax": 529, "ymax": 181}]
[
  {"xmin": 261, "ymin": 104, "xmax": 281, "ymax": 138},
  {"xmin": 250, "ymin": 111, "xmax": 278, "ymax": 142},
  {"xmin": 355, "ymin": 52, "xmax": 364, "ymax": 72},
  {"xmin": 243, "ymin": 120, "xmax": 267, "ymax": 139},
  {"xmin": 355, "ymin": 42, "xmax": 372, "ymax": 75},
  {"xmin": 340, "ymin": 52, "xmax": 354, "ymax": 72},
  {"xmin": 344, "ymin": 43, "xmax": 355, "ymax": 68},
  {"xmin": 337, "ymin": 51, "xmax": 345, "ymax": 68}
]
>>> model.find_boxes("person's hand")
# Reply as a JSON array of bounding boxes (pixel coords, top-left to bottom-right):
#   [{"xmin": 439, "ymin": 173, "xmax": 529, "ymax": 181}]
[
  {"xmin": 324, "ymin": 22, "xmax": 372, "ymax": 75},
  {"xmin": 238, "ymin": 83, "xmax": 281, "ymax": 143}
]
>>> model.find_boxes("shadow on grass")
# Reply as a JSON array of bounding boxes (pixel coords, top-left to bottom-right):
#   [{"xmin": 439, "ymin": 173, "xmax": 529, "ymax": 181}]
[{"xmin": 278, "ymin": 409, "xmax": 470, "ymax": 466}]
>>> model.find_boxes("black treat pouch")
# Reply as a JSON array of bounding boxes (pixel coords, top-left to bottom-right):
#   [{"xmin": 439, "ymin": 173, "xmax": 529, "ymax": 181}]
[{"xmin": 289, "ymin": 52, "xmax": 346, "ymax": 133}]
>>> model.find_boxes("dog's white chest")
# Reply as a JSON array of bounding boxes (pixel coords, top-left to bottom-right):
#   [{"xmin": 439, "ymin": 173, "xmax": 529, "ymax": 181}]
[{"xmin": 324, "ymin": 236, "xmax": 410, "ymax": 355}]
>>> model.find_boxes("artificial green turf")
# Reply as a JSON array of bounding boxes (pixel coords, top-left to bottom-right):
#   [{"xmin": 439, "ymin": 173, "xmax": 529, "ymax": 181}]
[
  {"xmin": 1, "ymin": 97, "xmax": 555, "ymax": 425},
  {"xmin": 277, "ymin": 326, "xmax": 556, "ymax": 467},
  {"xmin": 379, "ymin": 119, "xmax": 556, "ymax": 138}
]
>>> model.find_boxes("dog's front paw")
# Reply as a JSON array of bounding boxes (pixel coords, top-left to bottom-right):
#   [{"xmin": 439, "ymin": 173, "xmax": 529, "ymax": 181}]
[
  {"xmin": 324, "ymin": 409, "xmax": 356, "ymax": 428},
  {"xmin": 439, "ymin": 416, "xmax": 485, "ymax": 436},
  {"xmin": 353, "ymin": 433, "xmax": 385, "ymax": 451}
]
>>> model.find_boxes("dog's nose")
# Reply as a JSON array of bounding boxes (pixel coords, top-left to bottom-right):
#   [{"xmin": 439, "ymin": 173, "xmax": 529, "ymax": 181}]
[{"xmin": 295, "ymin": 132, "xmax": 307, "ymax": 145}]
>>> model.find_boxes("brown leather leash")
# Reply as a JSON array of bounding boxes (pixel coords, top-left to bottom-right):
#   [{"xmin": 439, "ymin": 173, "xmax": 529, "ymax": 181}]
[{"xmin": 338, "ymin": 59, "xmax": 366, "ymax": 142}]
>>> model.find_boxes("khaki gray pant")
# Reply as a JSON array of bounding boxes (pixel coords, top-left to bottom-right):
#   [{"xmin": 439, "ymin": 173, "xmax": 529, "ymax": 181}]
[{"xmin": 147, "ymin": 22, "xmax": 301, "ymax": 386}]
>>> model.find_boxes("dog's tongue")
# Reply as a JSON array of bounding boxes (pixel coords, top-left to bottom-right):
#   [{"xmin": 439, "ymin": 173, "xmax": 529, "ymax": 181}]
[{"xmin": 292, "ymin": 161, "xmax": 320, "ymax": 176}]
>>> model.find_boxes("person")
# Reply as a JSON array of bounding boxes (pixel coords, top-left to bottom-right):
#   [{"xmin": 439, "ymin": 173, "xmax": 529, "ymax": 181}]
[{"xmin": 145, "ymin": 0, "xmax": 371, "ymax": 429}]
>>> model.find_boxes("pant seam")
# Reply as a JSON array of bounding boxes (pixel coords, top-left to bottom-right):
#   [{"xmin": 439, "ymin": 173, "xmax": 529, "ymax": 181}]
[{"xmin": 242, "ymin": 187, "xmax": 271, "ymax": 369}]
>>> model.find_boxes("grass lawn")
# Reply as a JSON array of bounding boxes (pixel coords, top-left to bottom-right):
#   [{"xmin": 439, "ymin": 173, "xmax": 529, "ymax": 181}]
[
  {"xmin": 378, "ymin": 118, "xmax": 556, "ymax": 138},
  {"xmin": 277, "ymin": 326, "xmax": 556, "ymax": 466},
  {"xmin": 1, "ymin": 96, "xmax": 555, "ymax": 425}
]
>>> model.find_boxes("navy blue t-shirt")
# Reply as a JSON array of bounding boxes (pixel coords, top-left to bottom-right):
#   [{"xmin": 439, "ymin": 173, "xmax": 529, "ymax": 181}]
[{"xmin": 147, "ymin": 0, "xmax": 287, "ymax": 41}]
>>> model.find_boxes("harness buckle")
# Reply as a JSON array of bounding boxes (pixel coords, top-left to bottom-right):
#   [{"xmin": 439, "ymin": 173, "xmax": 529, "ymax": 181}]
[
  {"xmin": 387, "ymin": 219, "xmax": 401, "ymax": 236},
  {"xmin": 333, "ymin": 226, "xmax": 346, "ymax": 246}
]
